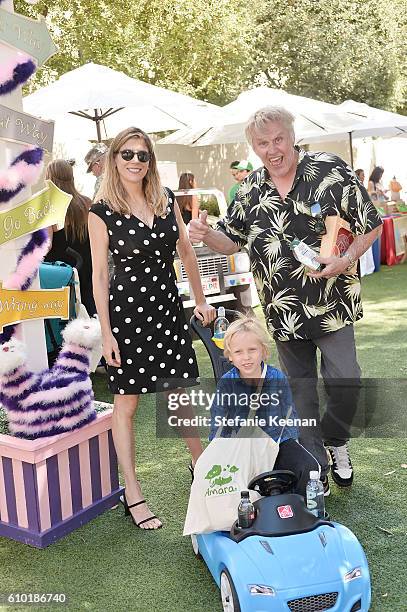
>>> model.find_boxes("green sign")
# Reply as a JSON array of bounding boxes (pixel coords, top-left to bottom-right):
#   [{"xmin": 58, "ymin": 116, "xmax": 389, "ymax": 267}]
[
  {"xmin": 0, "ymin": 181, "xmax": 72, "ymax": 246},
  {"xmin": 0, "ymin": 104, "xmax": 54, "ymax": 152},
  {"xmin": 0, "ymin": 7, "xmax": 58, "ymax": 67}
]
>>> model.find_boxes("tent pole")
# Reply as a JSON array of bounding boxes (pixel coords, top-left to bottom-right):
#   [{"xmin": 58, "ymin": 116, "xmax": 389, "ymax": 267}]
[
  {"xmin": 95, "ymin": 109, "xmax": 102, "ymax": 142},
  {"xmin": 349, "ymin": 132, "xmax": 354, "ymax": 168}
]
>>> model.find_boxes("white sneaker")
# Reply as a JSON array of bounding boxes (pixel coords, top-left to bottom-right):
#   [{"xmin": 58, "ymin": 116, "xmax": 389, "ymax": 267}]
[{"xmin": 326, "ymin": 443, "xmax": 353, "ymax": 487}]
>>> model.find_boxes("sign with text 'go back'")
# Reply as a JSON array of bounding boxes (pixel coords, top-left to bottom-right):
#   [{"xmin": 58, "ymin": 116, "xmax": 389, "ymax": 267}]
[{"xmin": 0, "ymin": 180, "xmax": 72, "ymax": 246}]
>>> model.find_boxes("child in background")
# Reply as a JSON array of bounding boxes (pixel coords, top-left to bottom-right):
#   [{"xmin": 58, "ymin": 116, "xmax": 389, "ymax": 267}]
[{"xmin": 209, "ymin": 316, "xmax": 324, "ymax": 497}]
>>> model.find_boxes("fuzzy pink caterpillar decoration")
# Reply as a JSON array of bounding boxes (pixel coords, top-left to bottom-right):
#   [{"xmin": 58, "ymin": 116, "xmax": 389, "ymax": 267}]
[
  {"xmin": 0, "ymin": 318, "xmax": 101, "ymax": 439},
  {"xmin": 0, "ymin": 51, "xmax": 36, "ymax": 97}
]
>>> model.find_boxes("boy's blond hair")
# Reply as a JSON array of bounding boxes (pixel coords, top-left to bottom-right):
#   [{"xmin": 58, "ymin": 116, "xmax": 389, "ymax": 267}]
[{"xmin": 223, "ymin": 315, "xmax": 270, "ymax": 360}]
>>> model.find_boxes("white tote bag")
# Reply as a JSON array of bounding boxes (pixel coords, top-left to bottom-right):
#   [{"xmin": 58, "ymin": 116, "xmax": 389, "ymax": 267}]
[{"xmin": 183, "ymin": 365, "xmax": 280, "ymax": 535}]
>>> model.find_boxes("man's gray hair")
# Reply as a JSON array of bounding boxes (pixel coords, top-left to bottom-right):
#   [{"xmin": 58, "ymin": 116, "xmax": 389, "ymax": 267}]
[{"xmin": 245, "ymin": 106, "xmax": 296, "ymax": 146}]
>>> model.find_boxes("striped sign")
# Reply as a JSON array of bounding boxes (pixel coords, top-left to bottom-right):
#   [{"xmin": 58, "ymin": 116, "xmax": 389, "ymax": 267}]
[{"xmin": 0, "ymin": 409, "xmax": 123, "ymax": 548}]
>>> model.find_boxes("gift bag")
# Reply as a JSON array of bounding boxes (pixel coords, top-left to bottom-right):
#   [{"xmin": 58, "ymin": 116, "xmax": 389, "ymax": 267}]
[
  {"xmin": 183, "ymin": 433, "xmax": 279, "ymax": 535},
  {"xmin": 183, "ymin": 365, "xmax": 280, "ymax": 535}
]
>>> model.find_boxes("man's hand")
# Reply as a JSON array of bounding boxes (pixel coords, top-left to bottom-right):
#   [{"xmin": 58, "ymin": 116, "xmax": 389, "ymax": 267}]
[
  {"xmin": 307, "ymin": 255, "xmax": 349, "ymax": 279},
  {"xmin": 188, "ymin": 210, "xmax": 210, "ymax": 244}
]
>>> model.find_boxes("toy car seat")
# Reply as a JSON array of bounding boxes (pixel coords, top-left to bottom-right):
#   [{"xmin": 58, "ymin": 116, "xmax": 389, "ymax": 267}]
[{"xmin": 190, "ymin": 309, "xmax": 240, "ymax": 383}]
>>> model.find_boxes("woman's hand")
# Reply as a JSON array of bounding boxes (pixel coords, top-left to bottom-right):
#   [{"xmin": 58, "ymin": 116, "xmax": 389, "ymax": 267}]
[
  {"xmin": 102, "ymin": 332, "xmax": 121, "ymax": 367},
  {"xmin": 194, "ymin": 302, "xmax": 217, "ymax": 326}
]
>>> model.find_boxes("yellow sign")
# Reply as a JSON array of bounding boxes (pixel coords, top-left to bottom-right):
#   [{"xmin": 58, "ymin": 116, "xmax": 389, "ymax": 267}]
[
  {"xmin": 0, "ymin": 285, "xmax": 69, "ymax": 332},
  {"xmin": 0, "ymin": 180, "xmax": 72, "ymax": 246}
]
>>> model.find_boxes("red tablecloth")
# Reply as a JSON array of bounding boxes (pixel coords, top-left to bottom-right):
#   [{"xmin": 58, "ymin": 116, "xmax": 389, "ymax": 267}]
[{"xmin": 380, "ymin": 217, "xmax": 404, "ymax": 266}]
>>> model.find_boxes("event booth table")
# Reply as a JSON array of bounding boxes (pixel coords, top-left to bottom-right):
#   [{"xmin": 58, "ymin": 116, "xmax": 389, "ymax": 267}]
[{"xmin": 380, "ymin": 215, "xmax": 407, "ymax": 266}]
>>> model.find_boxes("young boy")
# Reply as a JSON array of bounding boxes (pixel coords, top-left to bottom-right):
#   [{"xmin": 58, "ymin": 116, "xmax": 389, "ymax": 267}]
[{"xmin": 209, "ymin": 316, "xmax": 323, "ymax": 498}]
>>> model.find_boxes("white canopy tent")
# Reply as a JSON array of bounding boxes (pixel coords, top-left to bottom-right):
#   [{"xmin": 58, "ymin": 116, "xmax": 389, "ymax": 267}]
[
  {"xmin": 24, "ymin": 63, "xmax": 222, "ymax": 141},
  {"xmin": 158, "ymin": 89, "xmax": 407, "ymax": 167},
  {"xmin": 338, "ymin": 100, "xmax": 407, "ymax": 139},
  {"xmin": 157, "ymin": 87, "xmax": 367, "ymax": 147}
]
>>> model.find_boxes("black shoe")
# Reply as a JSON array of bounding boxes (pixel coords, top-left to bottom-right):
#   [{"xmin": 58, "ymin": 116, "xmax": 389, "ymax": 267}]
[
  {"xmin": 326, "ymin": 443, "xmax": 354, "ymax": 487},
  {"xmin": 123, "ymin": 492, "xmax": 162, "ymax": 529},
  {"xmin": 188, "ymin": 461, "xmax": 194, "ymax": 483}
]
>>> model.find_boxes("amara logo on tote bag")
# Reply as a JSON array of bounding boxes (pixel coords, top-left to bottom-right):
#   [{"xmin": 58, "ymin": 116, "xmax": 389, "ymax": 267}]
[{"xmin": 205, "ymin": 464, "xmax": 240, "ymax": 497}]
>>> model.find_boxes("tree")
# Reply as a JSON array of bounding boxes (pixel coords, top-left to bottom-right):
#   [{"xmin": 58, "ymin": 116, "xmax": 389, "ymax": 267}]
[
  {"xmin": 15, "ymin": 0, "xmax": 256, "ymax": 105},
  {"xmin": 249, "ymin": 0, "xmax": 407, "ymax": 113}
]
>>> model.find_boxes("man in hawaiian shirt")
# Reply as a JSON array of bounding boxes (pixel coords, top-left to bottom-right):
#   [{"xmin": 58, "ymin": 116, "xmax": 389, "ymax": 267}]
[{"xmin": 189, "ymin": 106, "xmax": 382, "ymax": 494}]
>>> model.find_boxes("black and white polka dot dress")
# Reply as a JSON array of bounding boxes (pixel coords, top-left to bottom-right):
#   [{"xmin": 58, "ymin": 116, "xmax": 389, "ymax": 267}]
[{"xmin": 90, "ymin": 191, "xmax": 199, "ymax": 395}]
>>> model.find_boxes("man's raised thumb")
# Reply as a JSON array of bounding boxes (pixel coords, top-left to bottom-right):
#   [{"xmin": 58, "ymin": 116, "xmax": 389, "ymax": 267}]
[{"xmin": 200, "ymin": 210, "xmax": 208, "ymax": 224}]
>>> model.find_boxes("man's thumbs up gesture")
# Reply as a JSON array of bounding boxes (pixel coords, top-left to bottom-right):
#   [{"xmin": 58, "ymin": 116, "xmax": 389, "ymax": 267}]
[{"xmin": 188, "ymin": 210, "xmax": 210, "ymax": 244}]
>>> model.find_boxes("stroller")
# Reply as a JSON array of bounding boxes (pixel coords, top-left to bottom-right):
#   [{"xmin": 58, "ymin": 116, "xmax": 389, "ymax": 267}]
[{"xmin": 189, "ymin": 308, "xmax": 240, "ymax": 382}]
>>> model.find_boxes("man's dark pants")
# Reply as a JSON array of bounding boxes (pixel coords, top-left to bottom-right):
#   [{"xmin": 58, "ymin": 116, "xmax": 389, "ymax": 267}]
[{"xmin": 275, "ymin": 325, "xmax": 361, "ymax": 479}]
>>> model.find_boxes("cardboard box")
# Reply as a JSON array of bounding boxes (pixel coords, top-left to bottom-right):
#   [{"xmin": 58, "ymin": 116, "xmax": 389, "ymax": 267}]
[{"xmin": 320, "ymin": 216, "xmax": 357, "ymax": 274}]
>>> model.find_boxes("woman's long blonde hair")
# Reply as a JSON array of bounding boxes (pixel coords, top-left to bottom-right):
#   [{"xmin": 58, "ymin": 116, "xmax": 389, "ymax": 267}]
[
  {"xmin": 45, "ymin": 159, "xmax": 90, "ymax": 242},
  {"xmin": 95, "ymin": 127, "xmax": 167, "ymax": 216}
]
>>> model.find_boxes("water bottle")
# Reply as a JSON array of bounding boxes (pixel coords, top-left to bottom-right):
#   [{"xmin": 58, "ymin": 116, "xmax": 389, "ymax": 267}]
[
  {"xmin": 237, "ymin": 491, "xmax": 256, "ymax": 529},
  {"xmin": 213, "ymin": 307, "xmax": 229, "ymax": 339},
  {"xmin": 306, "ymin": 471, "xmax": 325, "ymax": 519}
]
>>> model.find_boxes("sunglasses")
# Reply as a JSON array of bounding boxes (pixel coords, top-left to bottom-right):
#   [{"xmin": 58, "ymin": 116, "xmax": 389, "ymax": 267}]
[{"xmin": 119, "ymin": 149, "xmax": 151, "ymax": 163}]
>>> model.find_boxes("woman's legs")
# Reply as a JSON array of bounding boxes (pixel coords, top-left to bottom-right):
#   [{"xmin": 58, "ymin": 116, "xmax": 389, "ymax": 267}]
[{"xmin": 112, "ymin": 394, "xmax": 161, "ymax": 529}]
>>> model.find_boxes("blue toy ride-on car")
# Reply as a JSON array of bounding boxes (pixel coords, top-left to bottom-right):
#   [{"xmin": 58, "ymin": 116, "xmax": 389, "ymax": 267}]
[{"xmin": 191, "ymin": 470, "xmax": 371, "ymax": 612}]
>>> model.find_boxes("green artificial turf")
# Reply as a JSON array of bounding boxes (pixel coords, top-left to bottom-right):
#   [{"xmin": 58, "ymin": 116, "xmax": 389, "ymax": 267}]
[{"xmin": 0, "ymin": 263, "xmax": 406, "ymax": 612}]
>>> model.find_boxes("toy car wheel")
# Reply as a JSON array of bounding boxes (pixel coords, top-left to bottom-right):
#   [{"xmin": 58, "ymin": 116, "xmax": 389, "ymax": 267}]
[
  {"xmin": 191, "ymin": 534, "xmax": 202, "ymax": 560},
  {"xmin": 220, "ymin": 569, "xmax": 241, "ymax": 612}
]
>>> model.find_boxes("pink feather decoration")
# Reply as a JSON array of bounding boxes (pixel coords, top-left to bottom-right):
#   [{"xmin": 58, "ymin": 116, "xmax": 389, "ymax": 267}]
[
  {"xmin": 0, "ymin": 52, "xmax": 34, "ymax": 83},
  {"xmin": 0, "ymin": 157, "xmax": 44, "ymax": 191},
  {"xmin": 3, "ymin": 240, "xmax": 50, "ymax": 290}
]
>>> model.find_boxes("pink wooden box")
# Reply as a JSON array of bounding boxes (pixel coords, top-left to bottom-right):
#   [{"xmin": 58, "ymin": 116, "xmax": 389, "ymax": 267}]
[{"xmin": 0, "ymin": 405, "xmax": 123, "ymax": 548}]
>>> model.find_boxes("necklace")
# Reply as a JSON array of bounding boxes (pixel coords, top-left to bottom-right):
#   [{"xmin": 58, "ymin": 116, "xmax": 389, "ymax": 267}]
[{"xmin": 129, "ymin": 198, "xmax": 154, "ymax": 228}]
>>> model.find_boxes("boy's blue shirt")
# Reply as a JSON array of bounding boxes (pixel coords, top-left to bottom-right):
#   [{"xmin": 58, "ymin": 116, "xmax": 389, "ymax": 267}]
[{"xmin": 209, "ymin": 364, "xmax": 299, "ymax": 442}]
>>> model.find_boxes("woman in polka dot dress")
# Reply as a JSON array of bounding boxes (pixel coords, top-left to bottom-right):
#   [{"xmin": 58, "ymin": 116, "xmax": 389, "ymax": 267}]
[{"xmin": 89, "ymin": 127, "xmax": 215, "ymax": 530}]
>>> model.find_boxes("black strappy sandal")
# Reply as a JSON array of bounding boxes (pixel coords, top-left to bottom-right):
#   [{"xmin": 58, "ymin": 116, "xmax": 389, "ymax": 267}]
[
  {"xmin": 188, "ymin": 461, "xmax": 194, "ymax": 483},
  {"xmin": 123, "ymin": 493, "xmax": 162, "ymax": 529}
]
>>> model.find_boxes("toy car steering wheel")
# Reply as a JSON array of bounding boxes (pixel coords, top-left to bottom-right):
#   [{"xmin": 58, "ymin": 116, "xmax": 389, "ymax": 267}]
[{"xmin": 248, "ymin": 470, "xmax": 297, "ymax": 496}]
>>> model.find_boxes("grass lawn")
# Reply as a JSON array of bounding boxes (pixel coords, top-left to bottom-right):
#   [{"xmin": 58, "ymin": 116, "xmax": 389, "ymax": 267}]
[{"xmin": 0, "ymin": 263, "xmax": 406, "ymax": 612}]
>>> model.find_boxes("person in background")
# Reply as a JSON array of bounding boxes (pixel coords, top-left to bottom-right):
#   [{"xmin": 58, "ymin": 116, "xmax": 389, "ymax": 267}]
[
  {"xmin": 229, "ymin": 160, "xmax": 240, "ymax": 180},
  {"xmin": 84, "ymin": 143, "xmax": 108, "ymax": 199},
  {"xmin": 355, "ymin": 169, "xmax": 365, "ymax": 185},
  {"xmin": 176, "ymin": 172, "xmax": 200, "ymax": 224},
  {"xmin": 389, "ymin": 176, "xmax": 403, "ymax": 201},
  {"xmin": 368, "ymin": 166, "xmax": 388, "ymax": 201},
  {"xmin": 45, "ymin": 159, "xmax": 96, "ymax": 317},
  {"xmin": 227, "ymin": 159, "xmax": 253, "ymax": 204}
]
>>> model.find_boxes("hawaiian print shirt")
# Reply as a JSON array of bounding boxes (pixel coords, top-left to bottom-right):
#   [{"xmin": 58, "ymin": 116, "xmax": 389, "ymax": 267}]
[{"xmin": 217, "ymin": 148, "xmax": 382, "ymax": 341}]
